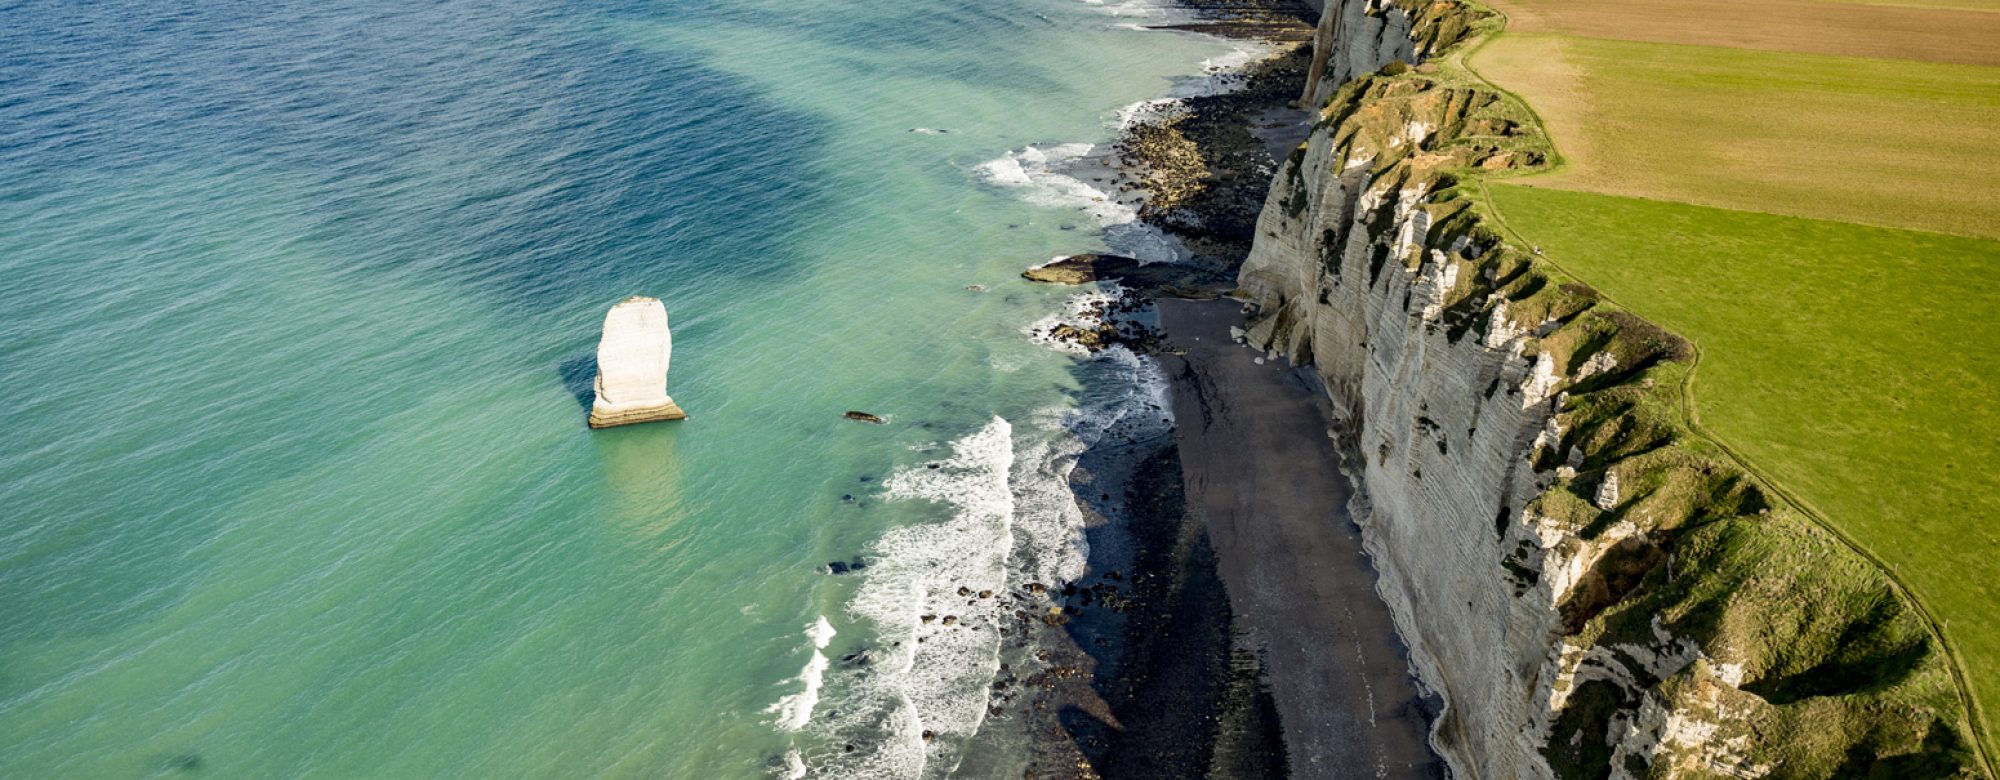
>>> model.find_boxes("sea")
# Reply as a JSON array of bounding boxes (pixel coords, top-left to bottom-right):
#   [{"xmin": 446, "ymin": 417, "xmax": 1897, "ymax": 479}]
[{"xmin": 0, "ymin": 0, "xmax": 1259, "ymax": 776}]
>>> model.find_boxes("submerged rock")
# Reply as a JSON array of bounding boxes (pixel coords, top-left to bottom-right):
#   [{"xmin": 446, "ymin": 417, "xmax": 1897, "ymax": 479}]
[
  {"xmin": 827, "ymin": 558, "xmax": 868, "ymax": 575},
  {"xmin": 843, "ymin": 411, "xmax": 887, "ymax": 424},
  {"xmin": 587, "ymin": 296, "xmax": 686, "ymax": 428},
  {"xmin": 1025, "ymin": 254, "xmax": 1133, "ymax": 284},
  {"xmin": 1049, "ymin": 323, "xmax": 1118, "ymax": 351}
]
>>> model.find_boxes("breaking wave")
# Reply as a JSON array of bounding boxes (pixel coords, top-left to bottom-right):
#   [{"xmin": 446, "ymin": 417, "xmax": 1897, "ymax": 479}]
[{"xmin": 769, "ymin": 616, "xmax": 838, "ymax": 731}]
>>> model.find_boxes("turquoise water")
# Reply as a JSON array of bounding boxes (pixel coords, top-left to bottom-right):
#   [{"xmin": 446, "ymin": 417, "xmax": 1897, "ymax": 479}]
[{"xmin": 0, "ymin": 0, "xmax": 1244, "ymax": 776}]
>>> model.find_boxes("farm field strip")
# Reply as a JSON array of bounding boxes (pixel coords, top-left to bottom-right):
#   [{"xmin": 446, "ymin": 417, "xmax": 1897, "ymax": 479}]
[
  {"xmin": 1470, "ymin": 34, "xmax": 2000, "ymax": 239},
  {"xmin": 1480, "ymin": 0, "xmax": 2000, "ymax": 65}
]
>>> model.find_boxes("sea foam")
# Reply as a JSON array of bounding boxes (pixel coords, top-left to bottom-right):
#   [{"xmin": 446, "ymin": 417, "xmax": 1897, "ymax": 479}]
[
  {"xmin": 1076, "ymin": 0, "xmax": 1193, "ymax": 22},
  {"xmin": 806, "ymin": 418, "xmax": 1016, "ymax": 778},
  {"xmin": 790, "ymin": 8, "xmax": 1249, "ymax": 776},
  {"xmin": 974, "ymin": 143, "xmax": 1189, "ymax": 264},
  {"xmin": 803, "ymin": 349, "xmax": 1173, "ymax": 777},
  {"xmin": 1024, "ymin": 284, "xmax": 1130, "ymax": 355}
]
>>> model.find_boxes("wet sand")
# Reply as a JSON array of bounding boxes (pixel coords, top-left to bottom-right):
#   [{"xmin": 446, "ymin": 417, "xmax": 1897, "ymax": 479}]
[{"xmin": 1159, "ymin": 297, "xmax": 1443, "ymax": 779}]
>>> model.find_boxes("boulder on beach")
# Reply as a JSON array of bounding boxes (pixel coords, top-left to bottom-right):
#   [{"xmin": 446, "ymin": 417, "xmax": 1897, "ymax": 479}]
[{"xmin": 587, "ymin": 296, "xmax": 686, "ymax": 428}]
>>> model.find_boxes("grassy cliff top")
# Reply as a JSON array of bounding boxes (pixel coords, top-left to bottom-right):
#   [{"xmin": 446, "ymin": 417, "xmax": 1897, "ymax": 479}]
[{"xmin": 1437, "ymin": 0, "xmax": 2000, "ymax": 754}]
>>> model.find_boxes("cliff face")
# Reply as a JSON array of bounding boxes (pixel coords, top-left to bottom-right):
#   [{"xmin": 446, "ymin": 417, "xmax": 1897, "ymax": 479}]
[
  {"xmin": 1237, "ymin": 1, "xmax": 1984, "ymax": 776},
  {"xmin": 1296, "ymin": 0, "xmax": 1484, "ymax": 108}
]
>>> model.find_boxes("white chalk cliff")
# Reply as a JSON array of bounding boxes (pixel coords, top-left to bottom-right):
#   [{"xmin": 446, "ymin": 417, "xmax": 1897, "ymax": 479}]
[{"xmin": 588, "ymin": 296, "xmax": 685, "ymax": 428}]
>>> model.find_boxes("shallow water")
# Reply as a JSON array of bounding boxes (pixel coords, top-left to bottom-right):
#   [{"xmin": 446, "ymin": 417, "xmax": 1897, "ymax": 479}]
[{"xmin": 0, "ymin": 0, "xmax": 1243, "ymax": 776}]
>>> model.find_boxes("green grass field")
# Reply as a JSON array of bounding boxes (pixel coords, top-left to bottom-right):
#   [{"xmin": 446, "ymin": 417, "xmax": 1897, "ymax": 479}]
[
  {"xmin": 1485, "ymin": 182, "xmax": 2000, "ymax": 746},
  {"xmin": 1471, "ymin": 35, "xmax": 2000, "ymax": 239}
]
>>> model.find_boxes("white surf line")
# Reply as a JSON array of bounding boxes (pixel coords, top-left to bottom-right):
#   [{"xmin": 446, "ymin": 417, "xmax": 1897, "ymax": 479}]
[{"xmin": 769, "ymin": 615, "xmax": 838, "ymax": 732}]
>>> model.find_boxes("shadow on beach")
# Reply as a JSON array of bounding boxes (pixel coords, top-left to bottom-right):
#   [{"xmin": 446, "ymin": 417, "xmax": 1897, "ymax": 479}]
[{"xmin": 1046, "ymin": 436, "xmax": 1292, "ymax": 779}]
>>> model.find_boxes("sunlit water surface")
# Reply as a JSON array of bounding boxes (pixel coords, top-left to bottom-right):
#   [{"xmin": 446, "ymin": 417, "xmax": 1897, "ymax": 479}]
[{"xmin": 0, "ymin": 0, "xmax": 1247, "ymax": 775}]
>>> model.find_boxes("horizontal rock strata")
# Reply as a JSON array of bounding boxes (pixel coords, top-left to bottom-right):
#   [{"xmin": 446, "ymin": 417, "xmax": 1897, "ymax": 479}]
[{"xmin": 588, "ymin": 296, "xmax": 685, "ymax": 428}]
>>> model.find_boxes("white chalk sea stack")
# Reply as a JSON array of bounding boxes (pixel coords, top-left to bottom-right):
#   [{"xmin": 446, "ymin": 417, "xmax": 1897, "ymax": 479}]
[{"xmin": 588, "ymin": 296, "xmax": 686, "ymax": 428}]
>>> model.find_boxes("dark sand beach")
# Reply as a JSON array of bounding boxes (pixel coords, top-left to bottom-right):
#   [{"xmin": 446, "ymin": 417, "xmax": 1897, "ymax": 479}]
[
  {"xmin": 1014, "ymin": 3, "xmax": 1444, "ymax": 775},
  {"xmin": 1160, "ymin": 298, "xmax": 1443, "ymax": 779}
]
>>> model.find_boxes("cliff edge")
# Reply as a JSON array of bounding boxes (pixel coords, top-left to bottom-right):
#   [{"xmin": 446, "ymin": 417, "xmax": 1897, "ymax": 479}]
[{"xmin": 1235, "ymin": 0, "xmax": 1987, "ymax": 776}]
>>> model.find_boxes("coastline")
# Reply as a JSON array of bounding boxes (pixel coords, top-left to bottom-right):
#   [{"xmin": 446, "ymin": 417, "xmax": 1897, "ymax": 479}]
[{"xmin": 1004, "ymin": 2, "xmax": 1446, "ymax": 776}]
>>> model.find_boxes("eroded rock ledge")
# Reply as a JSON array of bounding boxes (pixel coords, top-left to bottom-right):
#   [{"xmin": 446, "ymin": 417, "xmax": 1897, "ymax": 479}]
[{"xmin": 1239, "ymin": 0, "xmax": 1985, "ymax": 776}]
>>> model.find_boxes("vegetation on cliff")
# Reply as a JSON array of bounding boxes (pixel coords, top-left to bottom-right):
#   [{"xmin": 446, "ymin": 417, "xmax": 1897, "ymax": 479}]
[{"xmin": 1486, "ymin": 185, "xmax": 2000, "ymax": 768}]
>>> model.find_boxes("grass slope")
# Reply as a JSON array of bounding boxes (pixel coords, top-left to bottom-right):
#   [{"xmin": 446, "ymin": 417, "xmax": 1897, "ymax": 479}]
[
  {"xmin": 1485, "ymin": 181, "xmax": 2000, "ymax": 748},
  {"xmin": 1471, "ymin": 35, "xmax": 2000, "ymax": 239}
]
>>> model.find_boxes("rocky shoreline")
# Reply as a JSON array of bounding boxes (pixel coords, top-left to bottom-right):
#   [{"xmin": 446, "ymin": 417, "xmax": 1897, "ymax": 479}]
[
  {"xmin": 996, "ymin": 0, "xmax": 1990, "ymax": 773},
  {"xmin": 1113, "ymin": 45, "xmax": 1312, "ymax": 260},
  {"xmin": 1028, "ymin": 24, "xmax": 1316, "ymax": 356}
]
